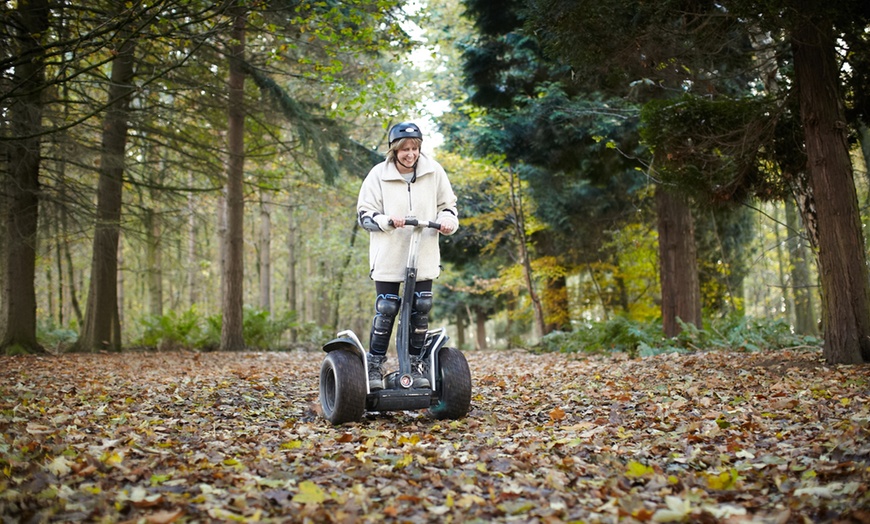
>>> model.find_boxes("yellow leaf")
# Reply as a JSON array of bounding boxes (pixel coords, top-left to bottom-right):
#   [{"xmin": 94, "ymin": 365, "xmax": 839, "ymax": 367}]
[
  {"xmin": 395, "ymin": 454, "xmax": 413, "ymax": 468},
  {"xmin": 101, "ymin": 451, "xmax": 124, "ymax": 466},
  {"xmin": 398, "ymin": 434, "xmax": 421, "ymax": 445},
  {"xmin": 292, "ymin": 481, "xmax": 328, "ymax": 504},
  {"xmin": 625, "ymin": 460, "xmax": 654, "ymax": 478},
  {"xmin": 705, "ymin": 469, "xmax": 739, "ymax": 490}
]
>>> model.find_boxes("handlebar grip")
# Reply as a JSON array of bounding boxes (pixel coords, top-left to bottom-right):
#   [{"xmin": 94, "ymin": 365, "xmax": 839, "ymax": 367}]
[{"xmin": 395, "ymin": 218, "xmax": 440, "ymax": 229}]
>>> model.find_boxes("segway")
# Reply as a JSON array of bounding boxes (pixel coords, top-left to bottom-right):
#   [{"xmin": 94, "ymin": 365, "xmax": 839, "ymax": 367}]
[{"xmin": 319, "ymin": 218, "xmax": 472, "ymax": 425}]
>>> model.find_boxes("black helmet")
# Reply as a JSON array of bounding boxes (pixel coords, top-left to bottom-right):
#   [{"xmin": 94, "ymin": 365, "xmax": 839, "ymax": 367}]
[{"xmin": 388, "ymin": 122, "xmax": 423, "ymax": 146}]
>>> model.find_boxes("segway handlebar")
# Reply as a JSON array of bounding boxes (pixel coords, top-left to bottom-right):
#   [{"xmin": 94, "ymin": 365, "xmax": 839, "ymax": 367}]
[{"xmin": 389, "ymin": 217, "xmax": 442, "ymax": 229}]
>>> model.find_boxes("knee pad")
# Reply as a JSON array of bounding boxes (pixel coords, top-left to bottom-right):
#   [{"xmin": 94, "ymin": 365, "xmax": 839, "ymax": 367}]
[
  {"xmin": 410, "ymin": 291, "xmax": 433, "ymax": 353},
  {"xmin": 412, "ymin": 291, "xmax": 433, "ymax": 314},
  {"xmin": 376, "ymin": 293, "xmax": 401, "ymax": 317},
  {"xmin": 370, "ymin": 294, "xmax": 400, "ymax": 354}
]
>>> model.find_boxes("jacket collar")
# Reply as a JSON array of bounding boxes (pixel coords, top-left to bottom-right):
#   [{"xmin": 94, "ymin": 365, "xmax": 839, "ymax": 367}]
[{"xmin": 380, "ymin": 154, "xmax": 436, "ymax": 181}]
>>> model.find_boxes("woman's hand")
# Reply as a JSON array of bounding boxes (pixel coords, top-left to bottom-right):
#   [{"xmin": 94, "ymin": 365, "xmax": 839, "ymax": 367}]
[
  {"xmin": 389, "ymin": 216, "xmax": 405, "ymax": 228},
  {"xmin": 440, "ymin": 222, "xmax": 455, "ymax": 234}
]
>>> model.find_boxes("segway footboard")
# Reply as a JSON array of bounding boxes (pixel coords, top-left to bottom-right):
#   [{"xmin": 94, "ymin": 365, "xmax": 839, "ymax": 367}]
[{"xmin": 367, "ymin": 388, "xmax": 432, "ymax": 411}]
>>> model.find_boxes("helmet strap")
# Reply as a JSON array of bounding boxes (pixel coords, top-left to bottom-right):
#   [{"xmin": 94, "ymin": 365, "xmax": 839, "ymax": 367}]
[{"xmin": 396, "ymin": 158, "xmax": 418, "ymax": 177}]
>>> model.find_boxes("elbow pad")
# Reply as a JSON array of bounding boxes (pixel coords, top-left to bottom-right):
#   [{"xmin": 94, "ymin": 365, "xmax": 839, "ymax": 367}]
[{"xmin": 360, "ymin": 213, "xmax": 383, "ymax": 232}]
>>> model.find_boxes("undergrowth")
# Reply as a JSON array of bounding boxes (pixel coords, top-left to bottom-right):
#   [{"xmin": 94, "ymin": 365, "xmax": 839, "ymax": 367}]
[
  {"xmin": 538, "ymin": 315, "xmax": 822, "ymax": 357},
  {"xmin": 136, "ymin": 306, "xmax": 326, "ymax": 351}
]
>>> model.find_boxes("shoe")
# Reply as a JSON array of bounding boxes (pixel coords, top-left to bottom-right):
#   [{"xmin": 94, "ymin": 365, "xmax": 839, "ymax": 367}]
[
  {"xmin": 367, "ymin": 353, "xmax": 386, "ymax": 391},
  {"xmin": 410, "ymin": 355, "xmax": 430, "ymax": 389}
]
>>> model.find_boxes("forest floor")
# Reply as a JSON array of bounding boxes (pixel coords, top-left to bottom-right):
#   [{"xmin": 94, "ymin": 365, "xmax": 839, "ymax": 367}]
[{"xmin": 1, "ymin": 348, "xmax": 868, "ymax": 523}]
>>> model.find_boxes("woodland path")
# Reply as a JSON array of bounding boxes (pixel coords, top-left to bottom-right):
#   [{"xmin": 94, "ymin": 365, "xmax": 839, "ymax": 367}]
[{"xmin": 1, "ymin": 348, "xmax": 868, "ymax": 523}]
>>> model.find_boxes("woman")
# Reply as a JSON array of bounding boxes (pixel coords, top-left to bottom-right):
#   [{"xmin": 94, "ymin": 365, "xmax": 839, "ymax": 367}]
[{"xmin": 357, "ymin": 122, "xmax": 459, "ymax": 390}]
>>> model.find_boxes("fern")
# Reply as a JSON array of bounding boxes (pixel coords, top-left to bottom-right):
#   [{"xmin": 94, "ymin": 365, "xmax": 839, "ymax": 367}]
[{"xmin": 539, "ymin": 315, "xmax": 821, "ymax": 356}]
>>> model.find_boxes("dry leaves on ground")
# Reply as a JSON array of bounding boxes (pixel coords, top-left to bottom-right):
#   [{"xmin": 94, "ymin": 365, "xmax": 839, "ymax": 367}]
[{"xmin": 1, "ymin": 348, "xmax": 868, "ymax": 523}]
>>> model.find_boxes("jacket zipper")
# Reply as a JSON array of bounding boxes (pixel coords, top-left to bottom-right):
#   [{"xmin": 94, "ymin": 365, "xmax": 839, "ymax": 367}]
[{"xmin": 403, "ymin": 164, "xmax": 417, "ymax": 212}]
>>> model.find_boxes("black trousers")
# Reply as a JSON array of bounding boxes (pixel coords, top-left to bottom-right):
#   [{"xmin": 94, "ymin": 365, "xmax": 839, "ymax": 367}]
[{"xmin": 375, "ymin": 280, "xmax": 433, "ymax": 297}]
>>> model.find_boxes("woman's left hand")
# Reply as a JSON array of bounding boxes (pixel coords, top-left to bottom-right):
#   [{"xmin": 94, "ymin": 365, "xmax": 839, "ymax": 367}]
[{"xmin": 440, "ymin": 222, "xmax": 454, "ymax": 234}]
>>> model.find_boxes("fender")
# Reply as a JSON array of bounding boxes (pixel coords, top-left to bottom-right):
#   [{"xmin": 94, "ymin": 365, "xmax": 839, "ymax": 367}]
[
  {"xmin": 425, "ymin": 328, "xmax": 449, "ymax": 391},
  {"xmin": 323, "ymin": 329, "xmax": 366, "ymax": 356},
  {"xmin": 322, "ymin": 330, "xmax": 373, "ymax": 392}
]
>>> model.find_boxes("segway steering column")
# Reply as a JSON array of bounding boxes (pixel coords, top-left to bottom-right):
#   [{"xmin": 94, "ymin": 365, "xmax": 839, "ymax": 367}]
[{"xmin": 392, "ymin": 218, "xmax": 441, "ymax": 387}]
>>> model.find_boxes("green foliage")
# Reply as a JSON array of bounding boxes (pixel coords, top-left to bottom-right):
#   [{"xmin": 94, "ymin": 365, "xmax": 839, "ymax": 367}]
[
  {"xmin": 3, "ymin": 344, "xmax": 30, "ymax": 356},
  {"xmin": 138, "ymin": 307, "xmax": 208, "ymax": 350},
  {"xmin": 539, "ymin": 316, "xmax": 664, "ymax": 356},
  {"xmin": 137, "ymin": 307, "xmax": 314, "ymax": 351},
  {"xmin": 241, "ymin": 307, "xmax": 295, "ymax": 351},
  {"xmin": 36, "ymin": 320, "xmax": 78, "ymax": 350},
  {"xmin": 539, "ymin": 314, "xmax": 821, "ymax": 357},
  {"xmin": 640, "ymin": 95, "xmax": 788, "ymax": 204}
]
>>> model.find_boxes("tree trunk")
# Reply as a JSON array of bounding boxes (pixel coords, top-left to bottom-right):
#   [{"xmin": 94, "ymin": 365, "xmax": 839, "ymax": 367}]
[
  {"xmin": 586, "ymin": 262, "xmax": 610, "ymax": 322},
  {"xmin": 773, "ymin": 204, "xmax": 793, "ymax": 323},
  {"xmin": 544, "ymin": 275, "xmax": 570, "ymax": 332},
  {"xmin": 656, "ymin": 187, "xmax": 702, "ymax": 337},
  {"xmin": 859, "ymin": 125, "xmax": 870, "ymax": 188},
  {"xmin": 786, "ymin": 197, "xmax": 818, "ymax": 336},
  {"xmin": 286, "ymin": 197, "xmax": 298, "ymax": 342},
  {"xmin": 73, "ymin": 26, "xmax": 136, "ymax": 352},
  {"xmin": 187, "ymin": 172, "xmax": 199, "ymax": 307},
  {"xmin": 474, "ymin": 305, "xmax": 488, "ymax": 350},
  {"xmin": 117, "ymin": 232, "xmax": 125, "ymax": 333},
  {"xmin": 330, "ymin": 222, "xmax": 358, "ymax": 330},
  {"xmin": 53, "ymin": 207, "xmax": 64, "ymax": 327},
  {"xmin": 221, "ymin": 3, "xmax": 246, "ymax": 351},
  {"xmin": 0, "ymin": 0, "xmax": 49, "ymax": 354},
  {"xmin": 792, "ymin": 13, "xmax": 870, "ymax": 364},
  {"xmin": 305, "ymin": 257, "xmax": 315, "ymax": 324},
  {"xmin": 218, "ymin": 189, "xmax": 227, "ymax": 315},
  {"xmin": 258, "ymin": 195, "xmax": 272, "ymax": 313},
  {"xmin": 507, "ymin": 166, "xmax": 546, "ymax": 341},
  {"xmin": 64, "ymin": 213, "xmax": 83, "ymax": 327},
  {"xmin": 145, "ymin": 207, "xmax": 163, "ymax": 318},
  {"xmin": 455, "ymin": 311, "xmax": 466, "ymax": 349}
]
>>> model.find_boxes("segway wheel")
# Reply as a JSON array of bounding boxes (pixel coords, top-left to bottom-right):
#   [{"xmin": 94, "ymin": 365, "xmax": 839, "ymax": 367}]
[
  {"xmin": 429, "ymin": 346, "xmax": 472, "ymax": 420},
  {"xmin": 319, "ymin": 350, "xmax": 366, "ymax": 425}
]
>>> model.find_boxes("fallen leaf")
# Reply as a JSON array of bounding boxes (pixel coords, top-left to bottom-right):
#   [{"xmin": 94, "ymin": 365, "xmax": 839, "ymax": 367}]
[{"xmin": 292, "ymin": 480, "xmax": 328, "ymax": 504}]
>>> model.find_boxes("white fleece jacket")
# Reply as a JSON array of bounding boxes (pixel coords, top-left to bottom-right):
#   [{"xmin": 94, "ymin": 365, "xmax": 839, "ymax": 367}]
[{"xmin": 357, "ymin": 154, "xmax": 459, "ymax": 282}]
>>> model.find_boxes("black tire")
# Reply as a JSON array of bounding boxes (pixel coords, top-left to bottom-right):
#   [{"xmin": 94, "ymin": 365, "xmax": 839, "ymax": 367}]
[
  {"xmin": 429, "ymin": 346, "xmax": 472, "ymax": 420},
  {"xmin": 319, "ymin": 350, "xmax": 367, "ymax": 425}
]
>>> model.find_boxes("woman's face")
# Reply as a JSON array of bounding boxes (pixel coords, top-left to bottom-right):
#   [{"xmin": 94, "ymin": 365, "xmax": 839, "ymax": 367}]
[{"xmin": 395, "ymin": 141, "xmax": 420, "ymax": 168}]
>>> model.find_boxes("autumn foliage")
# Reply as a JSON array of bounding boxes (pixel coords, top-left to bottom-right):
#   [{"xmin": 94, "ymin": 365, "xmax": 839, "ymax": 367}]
[{"xmin": 1, "ymin": 349, "xmax": 868, "ymax": 522}]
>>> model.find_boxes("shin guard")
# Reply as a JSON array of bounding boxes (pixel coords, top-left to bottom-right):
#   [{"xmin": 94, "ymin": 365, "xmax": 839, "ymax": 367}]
[
  {"xmin": 409, "ymin": 291, "xmax": 433, "ymax": 355},
  {"xmin": 369, "ymin": 294, "xmax": 400, "ymax": 354}
]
